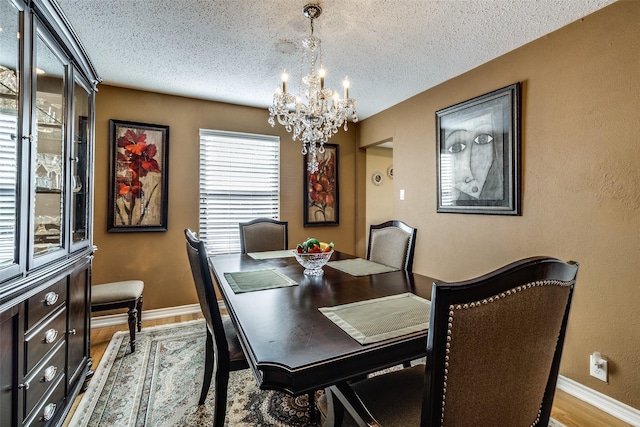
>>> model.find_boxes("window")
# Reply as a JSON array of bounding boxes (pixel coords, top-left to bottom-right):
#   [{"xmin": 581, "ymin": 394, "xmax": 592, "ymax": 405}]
[
  {"xmin": 199, "ymin": 130, "xmax": 280, "ymax": 254},
  {"xmin": 0, "ymin": 113, "xmax": 18, "ymax": 266}
]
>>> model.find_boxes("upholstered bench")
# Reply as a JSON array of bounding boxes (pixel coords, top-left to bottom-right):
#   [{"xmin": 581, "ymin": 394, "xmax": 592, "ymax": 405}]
[{"xmin": 91, "ymin": 280, "xmax": 144, "ymax": 352}]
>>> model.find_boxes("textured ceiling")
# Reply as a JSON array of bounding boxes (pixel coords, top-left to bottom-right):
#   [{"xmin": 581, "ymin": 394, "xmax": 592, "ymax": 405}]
[{"xmin": 56, "ymin": 0, "xmax": 616, "ymax": 119}]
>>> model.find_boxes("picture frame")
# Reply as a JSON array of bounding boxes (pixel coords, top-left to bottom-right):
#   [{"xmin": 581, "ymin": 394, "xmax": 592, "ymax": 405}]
[
  {"xmin": 304, "ymin": 144, "xmax": 339, "ymax": 226},
  {"xmin": 108, "ymin": 119, "xmax": 170, "ymax": 232},
  {"xmin": 436, "ymin": 83, "xmax": 521, "ymax": 215}
]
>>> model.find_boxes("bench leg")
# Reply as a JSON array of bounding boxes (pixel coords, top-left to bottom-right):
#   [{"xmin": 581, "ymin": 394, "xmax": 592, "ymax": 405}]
[
  {"xmin": 136, "ymin": 295, "xmax": 143, "ymax": 332},
  {"xmin": 127, "ymin": 306, "xmax": 138, "ymax": 353}
]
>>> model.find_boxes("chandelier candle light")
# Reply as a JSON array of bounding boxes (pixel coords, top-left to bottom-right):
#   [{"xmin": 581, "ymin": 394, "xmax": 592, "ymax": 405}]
[{"xmin": 268, "ymin": 3, "xmax": 358, "ymax": 173}]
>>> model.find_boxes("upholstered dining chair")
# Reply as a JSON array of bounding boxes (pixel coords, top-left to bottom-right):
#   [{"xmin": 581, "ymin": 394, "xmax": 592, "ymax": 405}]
[
  {"xmin": 184, "ymin": 229, "xmax": 249, "ymax": 427},
  {"xmin": 239, "ymin": 217, "xmax": 288, "ymax": 253},
  {"xmin": 367, "ymin": 220, "xmax": 417, "ymax": 271},
  {"xmin": 319, "ymin": 256, "xmax": 579, "ymax": 427}
]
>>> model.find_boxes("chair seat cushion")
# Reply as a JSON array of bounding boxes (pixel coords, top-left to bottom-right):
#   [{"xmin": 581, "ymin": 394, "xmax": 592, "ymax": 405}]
[
  {"xmin": 92, "ymin": 280, "xmax": 144, "ymax": 305},
  {"xmin": 318, "ymin": 364, "xmax": 425, "ymax": 427}
]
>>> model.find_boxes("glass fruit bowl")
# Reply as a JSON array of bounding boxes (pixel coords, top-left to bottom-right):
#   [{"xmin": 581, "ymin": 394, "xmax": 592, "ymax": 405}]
[{"xmin": 293, "ymin": 250, "xmax": 333, "ymax": 276}]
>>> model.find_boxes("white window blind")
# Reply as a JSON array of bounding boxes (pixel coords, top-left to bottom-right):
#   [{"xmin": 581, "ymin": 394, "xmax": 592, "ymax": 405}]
[
  {"xmin": 199, "ymin": 130, "xmax": 280, "ymax": 255},
  {"xmin": 0, "ymin": 113, "xmax": 18, "ymax": 266}
]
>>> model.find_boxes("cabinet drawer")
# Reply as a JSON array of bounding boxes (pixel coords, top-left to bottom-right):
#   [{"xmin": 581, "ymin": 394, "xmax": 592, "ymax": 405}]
[
  {"xmin": 23, "ymin": 341, "xmax": 65, "ymax": 419},
  {"xmin": 24, "ymin": 373, "xmax": 65, "ymax": 427},
  {"xmin": 26, "ymin": 279, "xmax": 67, "ymax": 331},
  {"xmin": 24, "ymin": 307, "xmax": 66, "ymax": 374}
]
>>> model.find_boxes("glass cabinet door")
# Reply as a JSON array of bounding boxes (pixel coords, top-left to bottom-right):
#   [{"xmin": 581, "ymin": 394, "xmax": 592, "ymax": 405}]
[
  {"xmin": 33, "ymin": 30, "xmax": 67, "ymax": 258},
  {"xmin": 0, "ymin": 0, "xmax": 22, "ymax": 277},
  {"xmin": 71, "ymin": 76, "xmax": 90, "ymax": 246}
]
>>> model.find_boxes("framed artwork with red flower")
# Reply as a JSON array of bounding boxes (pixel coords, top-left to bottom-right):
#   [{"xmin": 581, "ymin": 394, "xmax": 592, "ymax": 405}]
[
  {"xmin": 108, "ymin": 120, "xmax": 169, "ymax": 232},
  {"xmin": 304, "ymin": 144, "xmax": 339, "ymax": 226}
]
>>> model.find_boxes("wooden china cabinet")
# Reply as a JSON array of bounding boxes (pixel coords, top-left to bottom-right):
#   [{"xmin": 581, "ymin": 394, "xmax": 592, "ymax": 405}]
[{"xmin": 0, "ymin": 0, "xmax": 100, "ymax": 425}]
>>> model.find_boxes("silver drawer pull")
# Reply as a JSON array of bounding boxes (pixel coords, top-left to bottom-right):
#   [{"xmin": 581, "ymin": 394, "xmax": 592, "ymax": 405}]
[
  {"xmin": 41, "ymin": 403, "xmax": 56, "ymax": 421},
  {"xmin": 43, "ymin": 329, "xmax": 58, "ymax": 344},
  {"xmin": 42, "ymin": 366, "xmax": 57, "ymax": 382},
  {"xmin": 67, "ymin": 329, "xmax": 77, "ymax": 335},
  {"xmin": 43, "ymin": 292, "xmax": 59, "ymax": 306},
  {"xmin": 18, "ymin": 382, "xmax": 30, "ymax": 390}
]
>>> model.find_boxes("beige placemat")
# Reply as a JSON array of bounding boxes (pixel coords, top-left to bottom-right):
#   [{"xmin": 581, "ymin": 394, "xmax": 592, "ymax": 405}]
[
  {"xmin": 224, "ymin": 269, "xmax": 297, "ymax": 293},
  {"xmin": 327, "ymin": 258, "xmax": 400, "ymax": 276},
  {"xmin": 319, "ymin": 293, "xmax": 430, "ymax": 344},
  {"xmin": 247, "ymin": 250, "xmax": 296, "ymax": 260}
]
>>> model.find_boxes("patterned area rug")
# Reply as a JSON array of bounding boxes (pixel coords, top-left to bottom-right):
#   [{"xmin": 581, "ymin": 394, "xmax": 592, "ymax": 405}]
[
  {"xmin": 69, "ymin": 320, "xmax": 316, "ymax": 426},
  {"xmin": 69, "ymin": 319, "xmax": 567, "ymax": 427}
]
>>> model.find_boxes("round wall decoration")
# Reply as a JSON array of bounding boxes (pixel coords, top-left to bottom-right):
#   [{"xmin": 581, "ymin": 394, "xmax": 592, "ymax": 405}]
[
  {"xmin": 387, "ymin": 165, "xmax": 393, "ymax": 179},
  {"xmin": 371, "ymin": 171, "xmax": 384, "ymax": 186}
]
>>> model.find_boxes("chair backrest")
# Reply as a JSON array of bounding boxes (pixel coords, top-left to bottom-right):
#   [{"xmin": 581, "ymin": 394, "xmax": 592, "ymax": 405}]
[
  {"xmin": 238, "ymin": 218, "xmax": 288, "ymax": 253},
  {"xmin": 184, "ymin": 229, "xmax": 231, "ymax": 365},
  {"xmin": 422, "ymin": 256, "xmax": 579, "ymax": 427},
  {"xmin": 367, "ymin": 220, "xmax": 417, "ymax": 271}
]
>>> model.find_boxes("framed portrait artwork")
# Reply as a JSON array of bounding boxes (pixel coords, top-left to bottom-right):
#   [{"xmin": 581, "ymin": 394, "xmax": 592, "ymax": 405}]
[
  {"xmin": 304, "ymin": 144, "xmax": 339, "ymax": 226},
  {"xmin": 108, "ymin": 120, "xmax": 170, "ymax": 232},
  {"xmin": 436, "ymin": 83, "xmax": 521, "ymax": 215}
]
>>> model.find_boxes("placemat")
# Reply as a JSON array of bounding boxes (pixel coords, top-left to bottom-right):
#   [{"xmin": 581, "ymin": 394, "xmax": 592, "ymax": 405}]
[
  {"xmin": 319, "ymin": 293, "xmax": 430, "ymax": 344},
  {"xmin": 247, "ymin": 250, "xmax": 296, "ymax": 260},
  {"xmin": 224, "ymin": 269, "xmax": 297, "ymax": 293},
  {"xmin": 326, "ymin": 258, "xmax": 400, "ymax": 276}
]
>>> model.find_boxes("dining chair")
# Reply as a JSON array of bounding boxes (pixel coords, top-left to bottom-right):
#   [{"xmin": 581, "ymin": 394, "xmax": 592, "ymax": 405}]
[
  {"xmin": 319, "ymin": 256, "xmax": 579, "ymax": 427},
  {"xmin": 238, "ymin": 217, "xmax": 288, "ymax": 253},
  {"xmin": 367, "ymin": 220, "xmax": 417, "ymax": 271},
  {"xmin": 184, "ymin": 229, "xmax": 249, "ymax": 427}
]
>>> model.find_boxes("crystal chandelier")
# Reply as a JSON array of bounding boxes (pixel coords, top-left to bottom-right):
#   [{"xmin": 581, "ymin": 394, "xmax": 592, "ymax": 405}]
[{"xmin": 268, "ymin": 3, "xmax": 358, "ymax": 173}]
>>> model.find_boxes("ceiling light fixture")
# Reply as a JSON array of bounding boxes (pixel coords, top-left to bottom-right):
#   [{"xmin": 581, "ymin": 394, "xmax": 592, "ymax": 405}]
[{"xmin": 268, "ymin": 3, "xmax": 358, "ymax": 173}]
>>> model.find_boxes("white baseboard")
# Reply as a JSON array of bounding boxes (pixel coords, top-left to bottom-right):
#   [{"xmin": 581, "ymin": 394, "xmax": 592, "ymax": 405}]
[
  {"xmin": 557, "ymin": 375, "xmax": 640, "ymax": 426},
  {"xmin": 91, "ymin": 305, "xmax": 639, "ymax": 426},
  {"xmin": 91, "ymin": 303, "xmax": 203, "ymax": 328}
]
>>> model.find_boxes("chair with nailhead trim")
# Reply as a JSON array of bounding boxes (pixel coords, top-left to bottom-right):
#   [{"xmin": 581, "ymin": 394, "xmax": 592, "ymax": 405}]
[
  {"xmin": 238, "ymin": 217, "xmax": 288, "ymax": 254},
  {"xmin": 318, "ymin": 256, "xmax": 579, "ymax": 427},
  {"xmin": 367, "ymin": 220, "xmax": 417, "ymax": 271}
]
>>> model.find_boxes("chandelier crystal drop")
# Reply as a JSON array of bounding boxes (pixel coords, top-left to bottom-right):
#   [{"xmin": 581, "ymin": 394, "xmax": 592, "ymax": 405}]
[{"xmin": 268, "ymin": 3, "xmax": 358, "ymax": 173}]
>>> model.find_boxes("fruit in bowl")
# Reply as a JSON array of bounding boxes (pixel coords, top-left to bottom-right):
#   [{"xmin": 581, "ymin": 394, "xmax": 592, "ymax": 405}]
[
  {"xmin": 295, "ymin": 238, "xmax": 334, "ymax": 254},
  {"xmin": 293, "ymin": 238, "xmax": 334, "ymax": 275}
]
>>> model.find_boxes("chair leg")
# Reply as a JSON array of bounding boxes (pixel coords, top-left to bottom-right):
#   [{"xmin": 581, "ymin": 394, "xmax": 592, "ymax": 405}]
[
  {"xmin": 322, "ymin": 387, "xmax": 345, "ymax": 427},
  {"xmin": 127, "ymin": 305, "xmax": 137, "ymax": 353},
  {"xmin": 212, "ymin": 363, "xmax": 230, "ymax": 427},
  {"xmin": 136, "ymin": 295, "xmax": 143, "ymax": 332},
  {"xmin": 308, "ymin": 391, "xmax": 318, "ymax": 422},
  {"xmin": 330, "ymin": 383, "xmax": 382, "ymax": 427},
  {"xmin": 199, "ymin": 330, "xmax": 214, "ymax": 405}
]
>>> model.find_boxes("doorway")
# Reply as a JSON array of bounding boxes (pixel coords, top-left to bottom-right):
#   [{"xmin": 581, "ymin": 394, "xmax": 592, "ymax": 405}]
[{"xmin": 365, "ymin": 141, "xmax": 394, "ymax": 246}]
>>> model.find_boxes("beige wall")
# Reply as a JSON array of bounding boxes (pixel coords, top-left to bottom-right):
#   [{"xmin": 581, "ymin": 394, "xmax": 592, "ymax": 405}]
[
  {"xmin": 358, "ymin": 1, "xmax": 639, "ymax": 409},
  {"xmin": 93, "ymin": 87, "xmax": 357, "ymax": 310},
  {"xmin": 365, "ymin": 147, "xmax": 394, "ymax": 230},
  {"xmin": 91, "ymin": 0, "xmax": 638, "ymax": 410}
]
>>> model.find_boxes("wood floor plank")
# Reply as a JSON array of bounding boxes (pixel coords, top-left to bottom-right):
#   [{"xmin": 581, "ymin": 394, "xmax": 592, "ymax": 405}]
[{"xmin": 64, "ymin": 314, "xmax": 630, "ymax": 427}]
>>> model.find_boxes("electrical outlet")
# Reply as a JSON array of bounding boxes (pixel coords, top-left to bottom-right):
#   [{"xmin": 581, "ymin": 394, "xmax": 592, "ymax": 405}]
[{"xmin": 590, "ymin": 352, "xmax": 608, "ymax": 382}]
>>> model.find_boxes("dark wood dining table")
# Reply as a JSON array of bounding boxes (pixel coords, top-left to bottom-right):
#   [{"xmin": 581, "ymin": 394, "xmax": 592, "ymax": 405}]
[{"xmin": 208, "ymin": 250, "xmax": 436, "ymax": 396}]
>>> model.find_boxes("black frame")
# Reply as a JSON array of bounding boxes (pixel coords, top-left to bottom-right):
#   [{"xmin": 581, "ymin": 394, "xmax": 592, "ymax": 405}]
[
  {"xmin": 108, "ymin": 119, "xmax": 169, "ymax": 232},
  {"xmin": 304, "ymin": 143, "xmax": 339, "ymax": 226},
  {"xmin": 436, "ymin": 83, "xmax": 521, "ymax": 215}
]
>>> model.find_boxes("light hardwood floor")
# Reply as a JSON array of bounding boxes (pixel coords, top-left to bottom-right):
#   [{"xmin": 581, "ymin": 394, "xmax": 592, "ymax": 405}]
[{"xmin": 65, "ymin": 314, "xmax": 630, "ymax": 427}]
